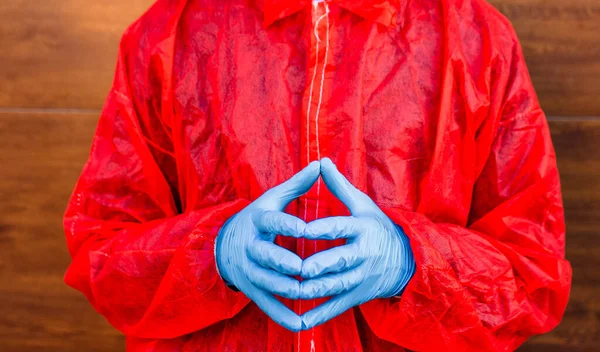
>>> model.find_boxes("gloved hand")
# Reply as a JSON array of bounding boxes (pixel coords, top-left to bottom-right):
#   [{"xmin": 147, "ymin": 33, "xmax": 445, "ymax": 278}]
[
  {"xmin": 299, "ymin": 158, "xmax": 416, "ymax": 329},
  {"xmin": 215, "ymin": 161, "xmax": 321, "ymax": 332}
]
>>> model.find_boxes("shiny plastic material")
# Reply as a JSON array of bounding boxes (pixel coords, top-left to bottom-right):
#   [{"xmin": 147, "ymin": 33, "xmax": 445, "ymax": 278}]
[
  {"xmin": 299, "ymin": 158, "xmax": 416, "ymax": 328},
  {"xmin": 215, "ymin": 161, "xmax": 321, "ymax": 332},
  {"xmin": 63, "ymin": 0, "xmax": 572, "ymax": 351}
]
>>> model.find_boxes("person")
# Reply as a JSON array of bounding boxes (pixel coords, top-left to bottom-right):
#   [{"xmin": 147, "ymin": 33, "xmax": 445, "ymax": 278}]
[{"xmin": 62, "ymin": 0, "xmax": 572, "ymax": 351}]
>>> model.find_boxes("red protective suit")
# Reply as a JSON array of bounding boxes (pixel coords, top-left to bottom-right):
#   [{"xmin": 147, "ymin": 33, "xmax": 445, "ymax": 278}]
[{"xmin": 63, "ymin": 0, "xmax": 572, "ymax": 351}]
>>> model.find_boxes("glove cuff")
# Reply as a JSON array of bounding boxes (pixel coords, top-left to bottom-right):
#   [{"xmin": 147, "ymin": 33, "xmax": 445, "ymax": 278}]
[
  {"xmin": 214, "ymin": 218, "xmax": 240, "ymax": 292},
  {"xmin": 391, "ymin": 224, "xmax": 416, "ymax": 297}
]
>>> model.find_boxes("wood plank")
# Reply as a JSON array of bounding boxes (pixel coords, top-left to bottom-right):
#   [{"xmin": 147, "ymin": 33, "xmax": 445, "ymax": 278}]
[
  {"xmin": 0, "ymin": 0, "xmax": 154, "ymax": 110},
  {"xmin": 1, "ymin": 0, "xmax": 599, "ymax": 117},
  {"xmin": 0, "ymin": 112, "xmax": 125, "ymax": 351},
  {"xmin": 489, "ymin": 0, "xmax": 600, "ymax": 116},
  {"xmin": 0, "ymin": 114, "xmax": 598, "ymax": 350},
  {"xmin": 519, "ymin": 119, "xmax": 600, "ymax": 351}
]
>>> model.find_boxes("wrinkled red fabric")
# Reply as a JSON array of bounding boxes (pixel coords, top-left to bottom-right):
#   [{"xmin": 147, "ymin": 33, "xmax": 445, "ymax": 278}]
[{"xmin": 63, "ymin": 0, "xmax": 572, "ymax": 351}]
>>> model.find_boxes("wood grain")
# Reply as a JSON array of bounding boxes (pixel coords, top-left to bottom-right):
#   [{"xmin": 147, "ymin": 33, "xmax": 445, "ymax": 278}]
[
  {"xmin": 0, "ymin": 0, "xmax": 154, "ymax": 110},
  {"xmin": 0, "ymin": 0, "xmax": 598, "ymax": 350},
  {"xmin": 0, "ymin": 112, "xmax": 124, "ymax": 352},
  {"xmin": 518, "ymin": 119, "xmax": 600, "ymax": 351},
  {"xmin": 0, "ymin": 113, "xmax": 598, "ymax": 351},
  {"xmin": 488, "ymin": 0, "xmax": 600, "ymax": 116},
  {"xmin": 0, "ymin": 0, "xmax": 599, "ymax": 117}
]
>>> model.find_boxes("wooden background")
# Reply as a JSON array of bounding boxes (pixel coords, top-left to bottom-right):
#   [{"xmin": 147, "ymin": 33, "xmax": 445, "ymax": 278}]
[{"xmin": 0, "ymin": 0, "xmax": 598, "ymax": 351}]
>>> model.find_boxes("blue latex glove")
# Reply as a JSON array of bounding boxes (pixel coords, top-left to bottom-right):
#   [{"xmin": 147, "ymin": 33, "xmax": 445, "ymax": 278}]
[
  {"xmin": 215, "ymin": 161, "xmax": 321, "ymax": 332},
  {"xmin": 299, "ymin": 158, "xmax": 416, "ymax": 329}
]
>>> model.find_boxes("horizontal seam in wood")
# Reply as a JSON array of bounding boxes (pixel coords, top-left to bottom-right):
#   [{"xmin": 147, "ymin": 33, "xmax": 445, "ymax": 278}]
[{"xmin": 0, "ymin": 108, "xmax": 101, "ymax": 115}]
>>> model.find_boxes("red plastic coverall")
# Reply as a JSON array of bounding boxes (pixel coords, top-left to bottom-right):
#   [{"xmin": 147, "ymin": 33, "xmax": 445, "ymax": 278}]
[{"xmin": 63, "ymin": 0, "xmax": 572, "ymax": 351}]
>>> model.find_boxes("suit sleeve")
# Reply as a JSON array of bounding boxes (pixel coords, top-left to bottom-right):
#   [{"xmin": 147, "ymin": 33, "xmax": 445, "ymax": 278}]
[
  {"xmin": 63, "ymin": 31, "xmax": 251, "ymax": 339},
  {"xmin": 359, "ymin": 24, "xmax": 572, "ymax": 352}
]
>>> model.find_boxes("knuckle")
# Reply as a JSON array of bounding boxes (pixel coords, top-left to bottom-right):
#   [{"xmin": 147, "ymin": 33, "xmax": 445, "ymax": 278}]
[
  {"xmin": 295, "ymin": 221, "xmax": 306, "ymax": 236},
  {"xmin": 306, "ymin": 266, "xmax": 318, "ymax": 278},
  {"xmin": 336, "ymin": 255, "xmax": 348, "ymax": 270},
  {"xmin": 300, "ymin": 282, "xmax": 312, "ymax": 298},
  {"xmin": 276, "ymin": 214, "xmax": 285, "ymax": 232},
  {"xmin": 285, "ymin": 281, "xmax": 300, "ymax": 298}
]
